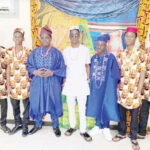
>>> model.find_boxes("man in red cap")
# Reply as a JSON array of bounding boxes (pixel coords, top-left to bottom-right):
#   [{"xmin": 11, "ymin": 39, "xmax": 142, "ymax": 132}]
[
  {"xmin": 27, "ymin": 25, "xmax": 66, "ymax": 137},
  {"xmin": 112, "ymin": 27, "xmax": 146, "ymax": 150}
]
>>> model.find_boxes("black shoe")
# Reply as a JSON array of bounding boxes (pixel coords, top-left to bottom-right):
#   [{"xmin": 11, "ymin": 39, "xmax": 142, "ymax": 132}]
[
  {"xmin": 53, "ymin": 127, "xmax": 61, "ymax": 137},
  {"xmin": 0, "ymin": 125, "xmax": 11, "ymax": 133},
  {"xmin": 22, "ymin": 125, "xmax": 28, "ymax": 137},
  {"xmin": 65, "ymin": 128, "xmax": 76, "ymax": 136},
  {"xmin": 9, "ymin": 125, "xmax": 23, "ymax": 135},
  {"xmin": 29, "ymin": 126, "xmax": 42, "ymax": 135},
  {"xmin": 80, "ymin": 132, "xmax": 92, "ymax": 142}
]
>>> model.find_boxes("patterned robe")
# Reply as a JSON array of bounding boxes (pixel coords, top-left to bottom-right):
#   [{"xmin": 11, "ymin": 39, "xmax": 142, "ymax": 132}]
[
  {"xmin": 0, "ymin": 47, "xmax": 7, "ymax": 99},
  {"xmin": 142, "ymin": 48, "xmax": 150, "ymax": 102},
  {"xmin": 4, "ymin": 47, "xmax": 31, "ymax": 100},
  {"xmin": 86, "ymin": 53, "xmax": 120, "ymax": 122},
  {"xmin": 27, "ymin": 46, "xmax": 66, "ymax": 120},
  {"xmin": 117, "ymin": 47, "xmax": 147, "ymax": 109}
]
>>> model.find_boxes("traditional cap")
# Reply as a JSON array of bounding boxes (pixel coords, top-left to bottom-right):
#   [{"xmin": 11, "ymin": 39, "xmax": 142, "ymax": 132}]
[
  {"xmin": 69, "ymin": 25, "xmax": 79, "ymax": 31},
  {"xmin": 97, "ymin": 34, "xmax": 110, "ymax": 43},
  {"xmin": 40, "ymin": 25, "xmax": 52, "ymax": 37},
  {"xmin": 126, "ymin": 27, "xmax": 137, "ymax": 33},
  {"xmin": 14, "ymin": 28, "xmax": 25, "ymax": 36}
]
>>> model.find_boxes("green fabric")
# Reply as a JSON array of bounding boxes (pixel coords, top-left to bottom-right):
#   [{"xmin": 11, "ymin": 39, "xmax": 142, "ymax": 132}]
[{"xmin": 59, "ymin": 95, "xmax": 96, "ymax": 130}]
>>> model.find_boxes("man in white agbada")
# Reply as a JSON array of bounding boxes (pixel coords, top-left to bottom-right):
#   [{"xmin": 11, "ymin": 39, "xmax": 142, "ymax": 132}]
[{"xmin": 63, "ymin": 26, "xmax": 92, "ymax": 142}]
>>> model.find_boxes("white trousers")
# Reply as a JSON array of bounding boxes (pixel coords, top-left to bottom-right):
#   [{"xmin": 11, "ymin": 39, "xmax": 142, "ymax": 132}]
[{"xmin": 66, "ymin": 95, "xmax": 87, "ymax": 133}]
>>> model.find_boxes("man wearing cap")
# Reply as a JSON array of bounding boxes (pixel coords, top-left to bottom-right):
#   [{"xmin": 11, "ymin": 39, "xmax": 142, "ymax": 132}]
[
  {"xmin": 86, "ymin": 34, "xmax": 120, "ymax": 141},
  {"xmin": 112, "ymin": 27, "xmax": 146, "ymax": 150},
  {"xmin": 3, "ymin": 28, "xmax": 31, "ymax": 137},
  {"xmin": 62, "ymin": 26, "xmax": 92, "ymax": 142},
  {"xmin": 27, "ymin": 25, "xmax": 66, "ymax": 137}
]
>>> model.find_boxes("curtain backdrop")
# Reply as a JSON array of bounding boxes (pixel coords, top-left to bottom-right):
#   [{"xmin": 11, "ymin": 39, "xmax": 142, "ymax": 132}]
[{"xmin": 43, "ymin": 0, "xmax": 139, "ymax": 19}]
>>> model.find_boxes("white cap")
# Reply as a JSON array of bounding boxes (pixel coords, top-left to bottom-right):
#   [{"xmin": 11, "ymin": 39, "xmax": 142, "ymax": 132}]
[{"xmin": 69, "ymin": 25, "xmax": 79, "ymax": 31}]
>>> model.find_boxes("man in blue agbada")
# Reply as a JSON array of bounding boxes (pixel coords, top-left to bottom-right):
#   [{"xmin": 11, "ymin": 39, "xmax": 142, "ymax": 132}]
[
  {"xmin": 27, "ymin": 25, "xmax": 66, "ymax": 137},
  {"xmin": 86, "ymin": 34, "xmax": 120, "ymax": 141}
]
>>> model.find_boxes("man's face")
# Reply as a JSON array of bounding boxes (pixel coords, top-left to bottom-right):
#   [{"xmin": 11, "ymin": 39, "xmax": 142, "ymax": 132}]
[
  {"xmin": 40, "ymin": 33, "xmax": 51, "ymax": 47},
  {"xmin": 124, "ymin": 32, "xmax": 136, "ymax": 46},
  {"xmin": 69, "ymin": 29, "xmax": 80, "ymax": 45},
  {"xmin": 96, "ymin": 41, "xmax": 106, "ymax": 53},
  {"xmin": 13, "ymin": 32, "xmax": 24, "ymax": 45}
]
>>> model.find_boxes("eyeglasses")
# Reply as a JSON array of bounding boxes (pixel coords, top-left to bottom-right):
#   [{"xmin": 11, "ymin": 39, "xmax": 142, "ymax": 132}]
[{"xmin": 69, "ymin": 34, "xmax": 79, "ymax": 38}]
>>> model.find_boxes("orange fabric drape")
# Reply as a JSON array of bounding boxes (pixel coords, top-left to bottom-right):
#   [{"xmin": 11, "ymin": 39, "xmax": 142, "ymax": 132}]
[
  {"xmin": 137, "ymin": 0, "xmax": 150, "ymax": 49},
  {"xmin": 30, "ymin": 0, "xmax": 41, "ymax": 49}
]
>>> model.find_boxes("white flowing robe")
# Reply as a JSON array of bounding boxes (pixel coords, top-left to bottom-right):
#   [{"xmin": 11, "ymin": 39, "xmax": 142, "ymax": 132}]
[{"xmin": 62, "ymin": 44, "xmax": 90, "ymax": 96}]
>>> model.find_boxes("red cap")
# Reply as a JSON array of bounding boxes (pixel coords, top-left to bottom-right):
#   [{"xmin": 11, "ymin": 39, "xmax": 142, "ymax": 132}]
[
  {"xmin": 40, "ymin": 25, "xmax": 52, "ymax": 37},
  {"xmin": 126, "ymin": 27, "xmax": 137, "ymax": 33}
]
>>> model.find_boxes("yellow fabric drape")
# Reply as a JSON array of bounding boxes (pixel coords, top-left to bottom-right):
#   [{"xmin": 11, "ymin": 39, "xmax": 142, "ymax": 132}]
[
  {"xmin": 30, "ymin": 0, "xmax": 41, "ymax": 48},
  {"xmin": 137, "ymin": 0, "xmax": 150, "ymax": 49}
]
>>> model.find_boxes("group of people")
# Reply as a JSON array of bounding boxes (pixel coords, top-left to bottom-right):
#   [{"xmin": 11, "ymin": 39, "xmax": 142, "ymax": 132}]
[{"xmin": 0, "ymin": 25, "xmax": 149, "ymax": 150}]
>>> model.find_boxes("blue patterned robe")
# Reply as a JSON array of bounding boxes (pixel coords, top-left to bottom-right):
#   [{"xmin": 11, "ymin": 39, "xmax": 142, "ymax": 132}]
[
  {"xmin": 86, "ymin": 53, "xmax": 120, "ymax": 122},
  {"xmin": 27, "ymin": 46, "xmax": 66, "ymax": 121}
]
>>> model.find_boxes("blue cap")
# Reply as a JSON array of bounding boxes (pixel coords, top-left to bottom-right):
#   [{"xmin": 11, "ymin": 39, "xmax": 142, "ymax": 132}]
[{"xmin": 97, "ymin": 34, "xmax": 110, "ymax": 43}]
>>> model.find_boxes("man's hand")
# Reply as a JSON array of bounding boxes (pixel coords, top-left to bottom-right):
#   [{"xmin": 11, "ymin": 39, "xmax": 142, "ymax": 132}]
[
  {"xmin": 33, "ymin": 69, "xmax": 46, "ymax": 77},
  {"xmin": 33, "ymin": 69, "xmax": 53, "ymax": 77},
  {"xmin": 42, "ymin": 69, "xmax": 54, "ymax": 77}
]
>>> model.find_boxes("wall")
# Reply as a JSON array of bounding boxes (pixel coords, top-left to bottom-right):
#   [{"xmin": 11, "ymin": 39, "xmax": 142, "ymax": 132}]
[{"xmin": 0, "ymin": 0, "xmax": 32, "ymax": 49}]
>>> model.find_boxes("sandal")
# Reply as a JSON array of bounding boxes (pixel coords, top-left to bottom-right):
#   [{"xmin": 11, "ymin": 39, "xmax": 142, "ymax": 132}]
[
  {"xmin": 131, "ymin": 140, "xmax": 140, "ymax": 150},
  {"xmin": 137, "ymin": 134, "xmax": 145, "ymax": 139},
  {"xmin": 80, "ymin": 132, "xmax": 92, "ymax": 142},
  {"xmin": 65, "ymin": 128, "xmax": 76, "ymax": 136},
  {"xmin": 112, "ymin": 134, "xmax": 126, "ymax": 142}
]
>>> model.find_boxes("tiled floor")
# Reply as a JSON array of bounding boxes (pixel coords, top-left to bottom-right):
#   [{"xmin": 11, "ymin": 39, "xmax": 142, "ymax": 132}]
[
  {"xmin": 0, "ymin": 98, "xmax": 150, "ymax": 150},
  {"xmin": 0, "ymin": 125, "xmax": 149, "ymax": 150}
]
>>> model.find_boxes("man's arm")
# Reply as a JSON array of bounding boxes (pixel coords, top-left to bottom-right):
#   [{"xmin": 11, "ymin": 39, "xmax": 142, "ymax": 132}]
[
  {"xmin": 86, "ymin": 64, "xmax": 90, "ymax": 81},
  {"xmin": 138, "ymin": 71, "xmax": 145, "ymax": 94}
]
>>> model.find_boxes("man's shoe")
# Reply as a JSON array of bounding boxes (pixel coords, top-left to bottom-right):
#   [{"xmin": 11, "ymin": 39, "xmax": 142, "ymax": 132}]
[
  {"xmin": 65, "ymin": 128, "xmax": 76, "ymax": 136},
  {"xmin": 137, "ymin": 134, "xmax": 145, "ymax": 139},
  {"xmin": 9, "ymin": 125, "xmax": 23, "ymax": 135},
  {"xmin": 28, "ymin": 126, "xmax": 42, "ymax": 135},
  {"xmin": 0, "ymin": 125, "xmax": 11, "ymax": 133},
  {"xmin": 103, "ymin": 128, "xmax": 112, "ymax": 141},
  {"xmin": 88, "ymin": 126, "xmax": 102, "ymax": 136},
  {"xmin": 80, "ymin": 132, "xmax": 92, "ymax": 142},
  {"xmin": 22, "ymin": 125, "xmax": 28, "ymax": 137},
  {"xmin": 53, "ymin": 127, "xmax": 61, "ymax": 137}
]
